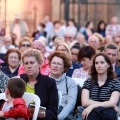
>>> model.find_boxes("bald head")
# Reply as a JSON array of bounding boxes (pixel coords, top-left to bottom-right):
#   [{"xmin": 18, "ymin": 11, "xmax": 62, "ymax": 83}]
[{"xmin": 32, "ymin": 40, "xmax": 46, "ymax": 55}]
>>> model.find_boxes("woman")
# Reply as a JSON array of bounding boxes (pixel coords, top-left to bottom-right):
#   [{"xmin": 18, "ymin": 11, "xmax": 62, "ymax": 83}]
[
  {"xmin": 20, "ymin": 48, "xmax": 58, "ymax": 120},
  {"xmin": 81, "ymin": 53, "xmax": 120, "ymax": 120},
  {"xmin": 70, "ymin": 43, "xmax": 81, "ymax": 64},
  {"xmin": 19, "ymin": 37, "xmax": 32, "ymax": 53},
  {"xmin": 96, "ymin": 20, "xmax": 106, "ymax": 37},
  {"xmin": 48, "ymin": 51, "xmax": 77, "ymax": 120},
  {"xmin": 1, "ymin": 48, "xmax": 21, "ymax": 78},
  {"xmin": 56, "ymin": 42, "xmax": 80, "ymax": 77},
  {"xmin": 72, "ymin": 46, "xmax": 96, "ymax": 80},
  {"xmin": 82, "ymin": 21, "xmax": 94, "ymax": 41}
]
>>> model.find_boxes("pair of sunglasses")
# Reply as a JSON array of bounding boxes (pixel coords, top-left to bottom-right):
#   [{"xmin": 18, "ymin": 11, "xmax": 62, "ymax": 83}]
[{"xmin": 21, "ymin": 44, "xmax": 31, "ymax": 47}]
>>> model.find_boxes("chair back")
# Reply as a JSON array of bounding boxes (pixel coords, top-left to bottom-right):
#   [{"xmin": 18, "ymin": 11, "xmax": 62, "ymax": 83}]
[
  {"xmin": 0, "ymin": 92, "xmax": 7, "ymax": 101},
  {"xmin": 22, "ymin": 92, "xmax": 40, "ymax": 120},
  {"xmin": 0, "ymin": 92, "xmax": 40, "ymax": 120}
]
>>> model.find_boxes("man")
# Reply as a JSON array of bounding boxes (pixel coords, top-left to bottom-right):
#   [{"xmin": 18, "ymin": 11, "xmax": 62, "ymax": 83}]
[
  {"xmin": 9, "ymin": 13, "xmax": 29, "ymax": 46},
  {"xmin": 88, "ymin": 35, "xmax": 100, "ymax": 50},
  {"xmin": 18, "ymin": 40, "xmax": 50, "ymax": 76},
  {"xmin": 105, "ymin": 16, "xmax": 120, "ymax": 37},
  {"xmin": 104, "ymin": 43, "xmax": 120, "ymax": 80},
  {"xmin": 1, "ymin": 35, "xmax": 15, "ymax": 53}
]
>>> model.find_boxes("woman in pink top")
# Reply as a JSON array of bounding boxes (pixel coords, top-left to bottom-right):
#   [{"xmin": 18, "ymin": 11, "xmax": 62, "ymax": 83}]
[{"xmin": 72, "ymin": 46, "xmax": 96, "ymax": 80}]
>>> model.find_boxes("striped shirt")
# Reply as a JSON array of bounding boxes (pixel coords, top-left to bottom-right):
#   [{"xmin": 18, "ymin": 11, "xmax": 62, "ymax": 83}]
[{"xmin": 82, "ymin": 78, "xmax": 120, "ymax": 102}]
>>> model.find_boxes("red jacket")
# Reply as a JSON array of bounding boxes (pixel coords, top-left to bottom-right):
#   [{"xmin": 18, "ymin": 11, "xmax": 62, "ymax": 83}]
[{"xmin": 1, "ymin": 98, "xmax": 30, "ymax": 120}]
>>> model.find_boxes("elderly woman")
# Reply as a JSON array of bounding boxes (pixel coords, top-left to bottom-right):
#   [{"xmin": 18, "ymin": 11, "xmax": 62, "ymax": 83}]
[
  {"xmin": 1, "ymin": 48, "xmax": 21, "ymax": 78},
  {"xmin": 56, "ymin": 42, "xmax": 80, "ymax": 77},
  {"xmin": 81, "ymin": 53, "xmax": 120, "ymax": 120},
  {"xmin": 20, "ymin": 48, "xmax": 58, "ymax": 120},
  {"xmin": 18, "ymin": 37, "xmax": 32, "ymax": 53},
  {"xmin": 48, "ymin": 51, "xmax": 77, "ymax": 120}
]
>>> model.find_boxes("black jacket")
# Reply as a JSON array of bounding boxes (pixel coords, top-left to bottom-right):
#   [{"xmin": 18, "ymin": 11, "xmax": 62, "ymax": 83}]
[{"xmin": 20, "ymin": 73, "xmax": 58, "ymax": 120}]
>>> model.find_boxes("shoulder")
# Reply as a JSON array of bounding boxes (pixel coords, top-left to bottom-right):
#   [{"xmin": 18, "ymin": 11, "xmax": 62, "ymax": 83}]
[
  {"xmin": 13, "ymin": 98, "xmax": 25, "ymax": 106},
  {"xmin": 0, "ymin": 71, "xmax": 9, "ymax": 80},
  {"xmin": 72, "ymin": 61, "xmax": 80, "ymax": 68},
  {"xmin": 66, "ymin": 76, "xmax": 77, "ymax": 86}
]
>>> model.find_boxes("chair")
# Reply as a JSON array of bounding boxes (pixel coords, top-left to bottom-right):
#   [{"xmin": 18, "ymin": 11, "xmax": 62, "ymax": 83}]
[
  {"xmin": 22, "ymin": 92, "xmax": 41, "ymax": 120},
  {"xmin": 0, "ymin": 92, "xmax": 8, "ymax": 101},
  {"xmin": 0, "ymin": 92, "xmax": 40, "ymax": 120},
  {"xmin": 58, "ymin": 91, "xmax": 62, "ymax": 108},
  {"xmin": 72, "ymin": 78, "xmax": 85, "ymax": 87}
]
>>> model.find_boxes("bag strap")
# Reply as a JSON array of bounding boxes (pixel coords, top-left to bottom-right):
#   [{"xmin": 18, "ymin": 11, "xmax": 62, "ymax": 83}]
[{"xmin": 65, "ymin": 76, "xmax": 68, "ymax": 94}]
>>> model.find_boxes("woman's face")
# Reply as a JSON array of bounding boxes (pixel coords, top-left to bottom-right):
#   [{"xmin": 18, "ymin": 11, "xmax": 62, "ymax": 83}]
[
  {"xmin": 56, "ymin": 45, "xmax": 68, "ymax": 55},
  {"xmin": 81, "ymin": 57, "xmax": 93, "ymax": 70},
  {"xmin": 23, "ymin": 56, "xmax": 40, "ymax": 76},
  {"xmin": 71, "ymin": 48, "xmax": 79, "ymax": 63},
  {"xmin": 99, "ymin": 23, "xmax": 105, "ymax": 30},
  {"xmin": 8, "ymin": 52, "xmax": 20, "ymax": 68},
  {"xmin": 50, "ymin": 56, "xmax": 64, "ymax": 78},
  {"xmin": 20, "ymin": 41, "xmax": 31, "ymax": 52},
  {"xmin": 95, "ymin": 56, "xmax": 110, "ymax": 74}
]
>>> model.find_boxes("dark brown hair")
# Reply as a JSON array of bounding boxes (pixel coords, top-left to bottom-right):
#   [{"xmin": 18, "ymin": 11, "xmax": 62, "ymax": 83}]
[
  {"xmin": 48, "ymin": 51, "xmax": 71, "ymax": 72},
  {"xmin": 90, "ymin": 53, "xmax": 116, "ymax": 84},
  {"xmin": 5, "ymin": 48, "xmax": 21, "ymax": 62},
  {"xmin": 7, "ymin": 78, "xmax": 26, "ymax": 98}
]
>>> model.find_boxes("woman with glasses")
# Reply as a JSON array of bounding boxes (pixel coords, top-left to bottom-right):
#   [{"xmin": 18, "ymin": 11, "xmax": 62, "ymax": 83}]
[
  {"xmin": 48, "ymin": 51, "xmax": 77, "ymax": 120},
  {"xmin": 18, "ymin": 37, "xmax": 32, "ymax": 52},
  {"xmin": 1, "ymin": 48, "xmax": 21, "ymax": 78},
  {"xmin": 20, "ymin": 48, "xmax": 58, "ymax": 120}
]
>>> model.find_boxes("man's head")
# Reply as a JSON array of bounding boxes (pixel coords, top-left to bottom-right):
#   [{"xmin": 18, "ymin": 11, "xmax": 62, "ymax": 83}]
[
  {"xmin": 31, "ymin": 40, "xmax": 46, "ymax": 55},
  {"xmin": 6, "ymin": 78, "xmax": 25, "ymax": 98},
  {"xmin": 105, "ymin": 43, "xmax": 118, "ymax": 64},
  {"xmin": 3, "ymin": 35, "xmax": 12, "ymax": 49},
  {"xmin": 111, "ymin": 16, "xmax": 118, "ymax": 25},
  {"xmin": 88, "ymin": 35, "xmax": 100, "ymax": 50}
]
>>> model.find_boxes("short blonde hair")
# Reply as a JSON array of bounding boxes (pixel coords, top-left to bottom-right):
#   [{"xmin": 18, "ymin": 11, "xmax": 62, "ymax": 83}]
[{"xmin": 22, "ymin": 48, "xmax": 44, "ymax": 65}]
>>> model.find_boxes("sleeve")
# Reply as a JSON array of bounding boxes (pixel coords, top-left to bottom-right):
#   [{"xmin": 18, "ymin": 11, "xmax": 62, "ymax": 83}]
[
  {"xmin": 0, "ymin": 71, "xmax": 9, "ymax": 93},
  {"xmin": 4, "ymin": 104, "xmax": 30, "ymax": 120},
  {"xmin": 82, "ymin": 79, "xmax": 92, "ymax": 91},
  {"xmin": 72, "ymin": 69, "xmax": 79, "ymax": 78},
  {"xmin": 45, "ymin": 79, "xmax": 58, "ymax": 120},
  {"xmin": 58, "ymin": 79, "xmax": 77, "ymax": 120},
  {"xmin": 111, "ymin": 80, "xmax": 120, "ymax": 92}
]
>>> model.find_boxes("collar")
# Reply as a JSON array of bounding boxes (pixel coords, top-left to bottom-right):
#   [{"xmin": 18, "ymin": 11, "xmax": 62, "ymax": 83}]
[{"xmin": 94, "ymin": 79, "xmax": 109, "ymax": 87}]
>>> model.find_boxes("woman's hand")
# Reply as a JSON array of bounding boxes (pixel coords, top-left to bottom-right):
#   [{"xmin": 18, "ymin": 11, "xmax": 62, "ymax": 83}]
[
  {"xmin": 82, "ymin": 105, "xmax": 94, "ymax": 119},
  {"xmin": 38, "ymin": 112, "xmax": 46, "ymax": 118}
]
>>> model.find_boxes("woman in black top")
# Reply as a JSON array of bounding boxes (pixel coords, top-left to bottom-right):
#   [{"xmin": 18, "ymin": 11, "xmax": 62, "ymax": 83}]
[{"xmin": 81, "ymin": 53, "xmax": 120, "ymax": 120}]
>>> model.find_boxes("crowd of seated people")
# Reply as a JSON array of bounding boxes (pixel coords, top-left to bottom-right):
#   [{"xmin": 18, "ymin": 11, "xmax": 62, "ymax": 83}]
[{"xmin": 0, "ymin": 15, "xmax": 120, "ymax": 120}]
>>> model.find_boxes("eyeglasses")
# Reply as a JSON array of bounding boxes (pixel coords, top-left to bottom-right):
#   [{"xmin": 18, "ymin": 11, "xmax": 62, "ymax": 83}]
[
  {"xmin": 64, "ymin": 36, "xmax": 72, "ymax": 39},
  {"xmin": 8, "ymin": 57, "xmax": 19, "ymax": 60},
  {"xmin": 51, "ymin": 62, "xmax": 63, "ymax": 66},
  {"xmin": 21, "ymin": 44, "xmax": 31, "ymax": 47}
]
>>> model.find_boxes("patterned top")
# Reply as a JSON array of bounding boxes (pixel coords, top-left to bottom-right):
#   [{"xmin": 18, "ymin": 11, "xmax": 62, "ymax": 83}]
[
  {"xmin": 82, "ymin": 78, "xmax": 120, "ymax": 102},
  {"xmin": 0, "ymin": 71, "xmax": 9, "ymax": 93},
  {"xmin": 105, "ymin": 24, "xmax": 120, "ymax": 37},
  {"xmin": 72, "ymin": 67, "xmax": 89, "ymax": 80}
]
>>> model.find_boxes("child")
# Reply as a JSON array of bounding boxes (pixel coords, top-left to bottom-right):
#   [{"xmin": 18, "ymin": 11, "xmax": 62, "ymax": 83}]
[{"xmin": 0, "ymin": 78, "xmax": 30, "ymax": 120}]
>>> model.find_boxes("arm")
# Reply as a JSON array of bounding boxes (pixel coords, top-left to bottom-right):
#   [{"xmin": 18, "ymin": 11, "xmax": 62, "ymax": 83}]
[
  {"xmin": 82, "ymin": 91, "xmax": 120, "ymax": 119},
  {"xmin": 58, "ymin": 79, "xmax": 77, "ymax": 120},
  {"xmin": 45, "ymin": 79, "xmax": 58, "ymax": 120},
  {"xmin": 3, "ymin": 105, "xmax": 30, "ymax": 119}
]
